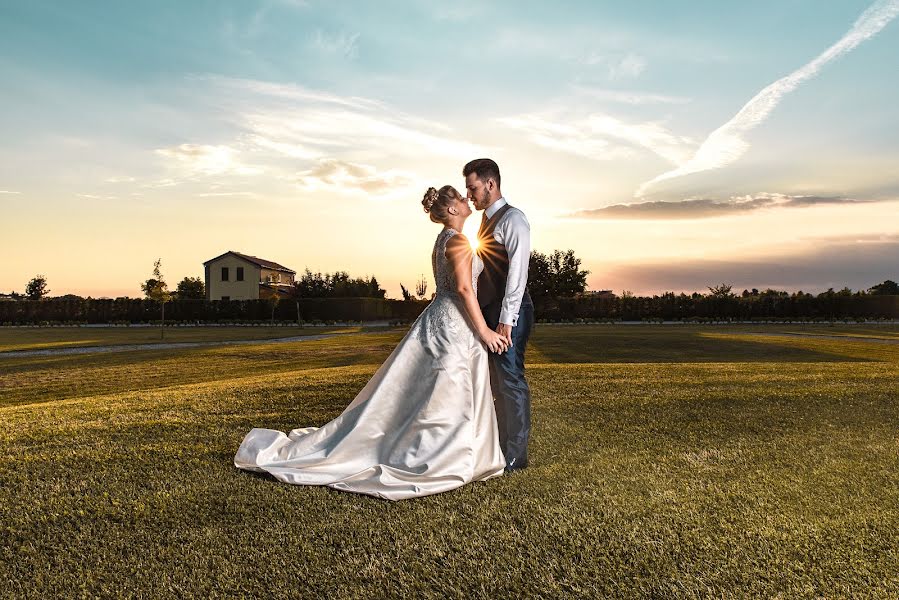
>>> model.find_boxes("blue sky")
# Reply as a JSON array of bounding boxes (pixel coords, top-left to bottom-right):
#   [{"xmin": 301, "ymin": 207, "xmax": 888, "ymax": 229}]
[{"xmin": 1, "ymin": 0, "xmax": 897, "ymax": 297}]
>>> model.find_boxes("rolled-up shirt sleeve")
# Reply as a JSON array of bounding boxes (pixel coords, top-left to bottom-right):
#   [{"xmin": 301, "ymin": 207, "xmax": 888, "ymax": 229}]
[{"xmin": 496, "ymin": 210, "xmax": 531, "ymax": 326}]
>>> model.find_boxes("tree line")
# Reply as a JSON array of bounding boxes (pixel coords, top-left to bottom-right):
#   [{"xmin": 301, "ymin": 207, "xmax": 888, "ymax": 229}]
[
  {"xmin": 294, "ymin": 269, "xmax": 386, "ymax": 299},
  {"xmin": 534, "ymin": 285, "xmax": 899, "ymax": 322},
  {"xmin": 3, "ymin": 253, "xmax": 897, "ymax": 325}
]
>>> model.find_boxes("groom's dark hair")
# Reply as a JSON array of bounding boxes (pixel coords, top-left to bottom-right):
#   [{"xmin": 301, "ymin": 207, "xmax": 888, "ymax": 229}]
[{"xmin": 463, "ymin": 158, "xmax": 501, "ymax": 188}]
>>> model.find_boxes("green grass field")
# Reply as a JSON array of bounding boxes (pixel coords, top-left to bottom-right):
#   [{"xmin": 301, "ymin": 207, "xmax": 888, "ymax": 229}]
[
  {"xmin": 2, "ymin": 325, "xmax": 898, "ymax": 597},
  {"xmin": 0, "ymin": 325, "xmax": 353, "ymax": 353}
]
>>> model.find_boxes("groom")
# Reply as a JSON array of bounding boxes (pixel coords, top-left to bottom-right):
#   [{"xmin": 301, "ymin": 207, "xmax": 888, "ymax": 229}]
[{"xmin": 464, "ymin": 158, "xmax": 534, "ymax": 471}]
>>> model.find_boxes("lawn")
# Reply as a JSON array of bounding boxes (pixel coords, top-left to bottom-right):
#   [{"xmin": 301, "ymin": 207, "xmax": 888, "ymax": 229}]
[
  {"xmin": 0, "ymin": 325, "xmax": 354, "ymax": 353},
  {"xmin": 2, "ymin": 325, "xmax": 898, "ymax": 597}
]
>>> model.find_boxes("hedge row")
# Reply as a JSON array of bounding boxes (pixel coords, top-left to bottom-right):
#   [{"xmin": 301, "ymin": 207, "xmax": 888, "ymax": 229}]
[
  {"xmin": 0, "ymin": 294, "xmax": 896, "ymax": 325},
  {"xmin": 533, "ymin": 294, "xmax": 899, "ymax": 322},
  {"xmin": 0, "ymin": 297, "xmax": 428, "ymax": 325}
]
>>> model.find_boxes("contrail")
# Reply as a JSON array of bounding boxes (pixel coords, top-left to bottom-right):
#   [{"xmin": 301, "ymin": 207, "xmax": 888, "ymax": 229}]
[{"xmin": 637, "ymin": 0, "xmax": 899, "ymax": 197}]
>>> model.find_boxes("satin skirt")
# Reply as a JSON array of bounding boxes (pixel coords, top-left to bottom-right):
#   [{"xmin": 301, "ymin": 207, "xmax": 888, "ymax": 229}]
[{"xmin": 234, "ymin": 294, "xmax": 506, "ymax": 500}]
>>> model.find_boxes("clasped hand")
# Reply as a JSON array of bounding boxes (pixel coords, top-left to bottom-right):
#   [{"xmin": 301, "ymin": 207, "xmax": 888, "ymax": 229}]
[{"xmin": 482, "ymin": 323, "xmax": 513, "ymax": 354}]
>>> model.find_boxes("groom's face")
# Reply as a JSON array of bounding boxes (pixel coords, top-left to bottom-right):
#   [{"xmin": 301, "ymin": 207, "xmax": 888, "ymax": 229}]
[{"xmin": 465, "ymin": 173, "xmax": 491, "ymax": 211}]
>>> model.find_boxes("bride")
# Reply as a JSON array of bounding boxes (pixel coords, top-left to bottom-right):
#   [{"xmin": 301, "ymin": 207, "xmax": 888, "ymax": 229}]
[{"xmin": 234, "ymin": 185, "xmax": 510, "ymax": 500}]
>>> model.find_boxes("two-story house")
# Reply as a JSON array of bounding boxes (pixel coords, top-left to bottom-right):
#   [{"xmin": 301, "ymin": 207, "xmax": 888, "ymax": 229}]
[{"xmin": 203, "ymin": 251, "xmax": 296, "ymax": 301}]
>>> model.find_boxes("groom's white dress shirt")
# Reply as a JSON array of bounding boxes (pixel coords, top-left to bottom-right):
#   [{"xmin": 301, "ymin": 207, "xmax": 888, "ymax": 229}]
[{"xmin": 485, "ymin": 197, "xmax": 531, "ymax": 327}]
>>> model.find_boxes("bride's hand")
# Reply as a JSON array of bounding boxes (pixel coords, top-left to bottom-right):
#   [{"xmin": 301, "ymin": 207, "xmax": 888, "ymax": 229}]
[{"xmin": 480, "ymin": 328, "xmax": 508, "ymax": 354}]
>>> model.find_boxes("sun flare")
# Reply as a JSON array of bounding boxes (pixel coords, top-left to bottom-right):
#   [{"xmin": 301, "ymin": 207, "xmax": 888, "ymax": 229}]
[{"xmin": 462, "ymin": 220, "xmax": 481, "ymax": 252}]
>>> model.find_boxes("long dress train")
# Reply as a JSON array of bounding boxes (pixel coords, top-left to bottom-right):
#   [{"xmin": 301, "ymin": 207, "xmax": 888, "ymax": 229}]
[{"xmin": 234, "ymin": 228, "xmax": 505, "ymax": 500}]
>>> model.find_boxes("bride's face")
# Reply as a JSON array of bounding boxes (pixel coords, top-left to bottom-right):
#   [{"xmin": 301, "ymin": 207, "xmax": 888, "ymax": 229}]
[{"xmin": 450, "ymin": 194, "xmax": 472, "ymax": 221}]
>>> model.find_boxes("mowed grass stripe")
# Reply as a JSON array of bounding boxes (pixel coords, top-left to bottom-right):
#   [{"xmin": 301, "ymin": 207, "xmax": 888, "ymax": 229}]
[
  {"xmin": 0, "ymin": 326, "xmax": 356, "ymax": 353},
  {"xmin": 525, "ymin": 325, "xmax": 899, "ymax": 365},
  {"xmin": 4, "ymin": 325, "xmax": 899, "ymax": 409},
  {"xmin": 2, "ymin": 358, "xmax": 897, "ymax": 597},
  {"xmin": 0, "ymin": 331, "xmax": 408, "ymax": 408}
]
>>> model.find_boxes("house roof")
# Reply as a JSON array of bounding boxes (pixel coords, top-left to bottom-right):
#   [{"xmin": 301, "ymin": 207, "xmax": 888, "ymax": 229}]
[
  {"xmin": 203, "ymin": 251, "xmax": 296, "ymax": 274},
  {"xmin": 259, "ymin": 282, "xmax": 295, "ymax": 297}
]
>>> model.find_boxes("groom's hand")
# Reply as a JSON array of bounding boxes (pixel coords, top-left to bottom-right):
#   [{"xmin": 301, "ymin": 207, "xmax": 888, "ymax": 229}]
[{"xmin": 496, "ymin": 323, "xmax": 513, "ymax": 348}]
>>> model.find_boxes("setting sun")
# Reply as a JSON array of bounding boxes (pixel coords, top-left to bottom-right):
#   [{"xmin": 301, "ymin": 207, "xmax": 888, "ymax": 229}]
[{"xmin": 462, "ymin": 221, "xmax": 481, "ymax": 252}]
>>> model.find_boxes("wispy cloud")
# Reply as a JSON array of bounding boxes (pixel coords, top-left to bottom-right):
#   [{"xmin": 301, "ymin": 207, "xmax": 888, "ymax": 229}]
[
  {"xmin": 248, "ymin": 135, "xmax": 320, "ymax": 160},
  {"xmin": 0, "ymin": 190, "xmax": 22, "ymax": 195},
  {"xmin": 432, "ymin": 3, "xmax": 482, "ymax": 21},
  {"xmin": 196, "ymin": 191, "xmax": 259, "ymax": 198},
  {"xmin": 141, "ymin": 178, "xmax": 180, "ymax": 189},
  {"xmin": 571, "ymin": 85, "xmax": 691, "ymax": 106},
  {"xmin": 495, "ymin": 114, "xmax": 636, "ymax": 161},
  {"xmin": 151, "ymin": 76, "xmax": 482, "ymax": 196},
  {"xmin": 498, "ymin": 112, "xmax": 692, "ymax": 164},
  {"xmin": 637, "ymin": 0, "xmax": 899, "ymax": 196},
  {"xmin": 309, "ymin": 30, "xmax": 360, "ymax": 59},
  {"xmin": 204, "ymin": 75, "xmax": 384, "ymax": 111},
  {"xmin": 583, "ymin": 52, "xmax": 647, "ymax": 80},
  {"xmin": 293, "ymin": 159, "xmax": 416, "ymax": 196},
  {"xmin": 223, "ymin": 3, "xmax": 274, "ymax": 40},
  {"xmin": 155, "ymin": 143, "xmax": 263, "ymax": 176},
  {"xmin": 77, "ymin": 193, "xmax": 118, "ymax": 200},
  {"xmin": 571, "ymin": 193, "xmax": 877, "ymax": 220},
  {"xmin": 211, "ymin": 75, "xmax": 481, "ymax": 159},
  {"xmin": 610, "ymin": 54, "xmax": 647, "ymax": 80},
  {"xmin": 588, "ymin": 114, "xmax": 692, "ymax": 164}
]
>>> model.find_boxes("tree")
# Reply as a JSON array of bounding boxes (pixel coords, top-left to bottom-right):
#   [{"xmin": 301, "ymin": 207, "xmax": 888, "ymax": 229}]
[
  {"xmin": 415, "ymin": 274, "xmax": 428, "ymax": 299},
  {"xmin": 267, "ymin": 291, "xmax": 281, "ymax": 325},
  {"xmin": 528, "ymin": 249, "xmax": 590, "ymax": 299},
  {"xmin": 175, "ymin": 276, "xmax": 205, "ymax": 299},
  {"xmin": 400, "ymin": 283, "xmax": 415, "ymax": 302},
  {"xmin": 528, "ymin": 252, "xmax": 553, "ymax": 298},
  {"xmin": 261, "ymin": 273, "xmax": 285, "ymax": 324},
  {"xmin": 706, "ymin": 284, "xmax": 737, "ymax": 320},
  {"xmin": 141, "ymin": 259, "xmax": 172, "ymax": 339},
  {"xmin": 25, "ymin": 275, "xmax": 50, "ymax": 300},
  {"xmin": 295, "ymin": 269, "xmax": 386, "ymax": 298},
  {"xmin": 707, "ymin": 283, "xmax": 734, "ymax": 298},
  {"xmin": 367, "ymin": 276, "xmax": 387, "ymax": 299},
  {"xmin": 287, "ymin": 282, "xmax": 304, "ymax": 325},
  {"xmin": 869, "ymin": 280, "xmax": 899, "ymax": 295}
]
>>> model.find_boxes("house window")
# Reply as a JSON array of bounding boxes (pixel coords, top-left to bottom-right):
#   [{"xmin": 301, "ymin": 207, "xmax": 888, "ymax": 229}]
[
  {"xmin": 236, "ymin": 267, "xmax": 244, "ymax": 281},
  {"xmin": 221, "ymin": 267, "xmax": 229, "ymax": 281},
  {"xmin": 221, "ymin": 296, "xmax": 230, "ymax": 301}
]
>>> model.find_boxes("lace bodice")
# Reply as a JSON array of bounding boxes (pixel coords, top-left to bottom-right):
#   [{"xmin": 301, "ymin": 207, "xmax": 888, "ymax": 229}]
[{"xmin": 432, "ymin": 228, "xmax": 483, "ymax": 298}]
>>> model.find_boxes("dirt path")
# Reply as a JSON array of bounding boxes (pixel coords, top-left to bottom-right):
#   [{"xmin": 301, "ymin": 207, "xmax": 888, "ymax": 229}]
[
  {"xmin": 0, "ymin": 332, "xmax": 362, "ymax": 358},
  {"xmin": 744, "ymin": 332, "xmax": 899, "ymax": 345}
]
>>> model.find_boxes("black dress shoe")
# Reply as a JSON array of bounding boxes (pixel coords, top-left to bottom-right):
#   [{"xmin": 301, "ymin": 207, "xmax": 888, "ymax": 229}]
[{"xmin": 504, "ymin": 457, "xmax": 529, "ymax": 472}]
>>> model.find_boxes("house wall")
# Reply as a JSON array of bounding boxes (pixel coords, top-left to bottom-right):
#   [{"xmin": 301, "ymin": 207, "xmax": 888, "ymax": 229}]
[
  {"xmin": 260, "ymin": 268, "xmax": 295, "ymax": 285},
  {"xmin": 205, "ymin": 257, "xmax": 261, "ymax": 300}
]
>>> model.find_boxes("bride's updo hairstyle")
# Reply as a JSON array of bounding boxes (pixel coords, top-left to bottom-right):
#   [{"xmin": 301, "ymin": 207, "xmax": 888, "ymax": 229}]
[{"xmin": 421, "ymin": 185, "xmax": 461, "ymax": 224}]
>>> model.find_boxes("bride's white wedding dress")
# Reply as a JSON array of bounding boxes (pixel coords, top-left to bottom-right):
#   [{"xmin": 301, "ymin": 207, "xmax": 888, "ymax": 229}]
[{"xmin": 234, "ymin": 228, "xmax": 506, "ymax": 500}]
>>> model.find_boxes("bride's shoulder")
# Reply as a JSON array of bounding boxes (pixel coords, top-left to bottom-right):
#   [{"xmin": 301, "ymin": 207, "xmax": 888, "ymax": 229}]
[
  {"xmin": 440, "ymin": 227, "xmax": 467, "ymax": 242},
  {"xmin": 444, "ymin": 231, "xmax": 471, "ymax": 256}
]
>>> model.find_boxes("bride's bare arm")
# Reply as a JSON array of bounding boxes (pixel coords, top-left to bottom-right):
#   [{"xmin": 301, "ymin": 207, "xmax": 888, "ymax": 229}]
[{"xmin": 446, "ymin": 234, "xmax": 509, "ymax": 354}]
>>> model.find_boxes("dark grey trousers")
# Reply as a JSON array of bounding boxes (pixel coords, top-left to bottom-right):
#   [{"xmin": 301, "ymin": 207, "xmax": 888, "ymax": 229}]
[{"xmin": 485, "ymin": 298, "xmax": 534, "ymax": 469}]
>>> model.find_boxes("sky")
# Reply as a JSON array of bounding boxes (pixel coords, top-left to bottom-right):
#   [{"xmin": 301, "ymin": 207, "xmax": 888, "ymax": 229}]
[{"xmin": 1, "ymin": 0, "xmax": 898, "ymax": 298}]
